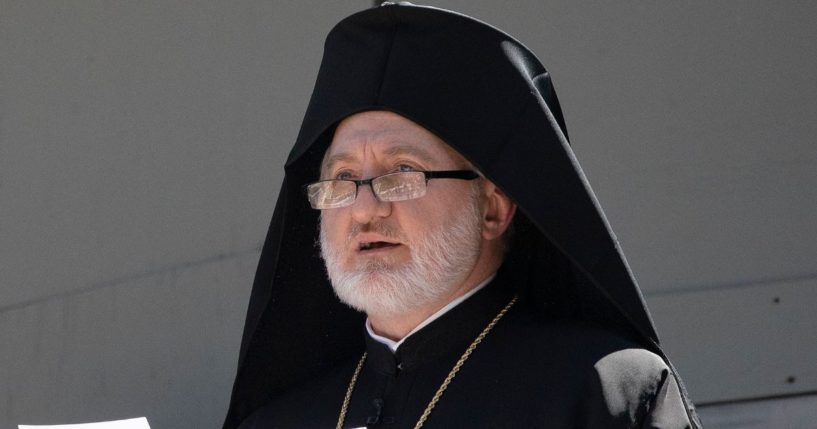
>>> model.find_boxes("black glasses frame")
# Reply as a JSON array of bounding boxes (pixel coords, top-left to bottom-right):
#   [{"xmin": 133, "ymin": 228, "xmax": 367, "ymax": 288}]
[{"xmin": 304, "ymin": 170, "xmax": 479, "ymax": 209}]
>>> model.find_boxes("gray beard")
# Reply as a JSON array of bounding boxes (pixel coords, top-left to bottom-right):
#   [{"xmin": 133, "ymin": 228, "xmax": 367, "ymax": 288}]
[{"xmin": 319, "ymin": 188, "xmax": 483, "ymax": 318}]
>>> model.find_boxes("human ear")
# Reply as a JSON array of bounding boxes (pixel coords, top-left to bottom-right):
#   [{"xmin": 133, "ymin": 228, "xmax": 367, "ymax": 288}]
[{"xmin": 480, "ymin": 181, "xmax": 516, "ymax": 241}]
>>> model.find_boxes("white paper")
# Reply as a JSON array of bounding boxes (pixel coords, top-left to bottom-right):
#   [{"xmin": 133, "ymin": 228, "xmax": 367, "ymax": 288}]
[{"xmin": 19, "ymin": 417, "xmax": 150, "ymax": 429}]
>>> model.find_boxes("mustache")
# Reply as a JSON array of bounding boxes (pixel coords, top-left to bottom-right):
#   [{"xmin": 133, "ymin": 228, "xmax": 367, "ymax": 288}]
[{"xmin": 346, "ymin": 221, "xmax": 404, "ymax": 244}]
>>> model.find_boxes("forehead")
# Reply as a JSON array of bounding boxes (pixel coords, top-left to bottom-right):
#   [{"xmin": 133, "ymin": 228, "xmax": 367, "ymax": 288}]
[{"xmin": 321, "ymin": 111, "xmax": 468, "ymax": 172}]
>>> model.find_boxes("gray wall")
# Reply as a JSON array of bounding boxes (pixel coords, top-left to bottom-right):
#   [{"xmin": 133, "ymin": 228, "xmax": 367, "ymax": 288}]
[{"xmin": 2, "ymin": 1, "xmax": 815, "ymax": 427}]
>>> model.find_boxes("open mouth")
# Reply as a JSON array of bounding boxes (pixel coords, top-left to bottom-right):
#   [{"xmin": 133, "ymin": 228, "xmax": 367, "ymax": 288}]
[{"xmin": 359, "ymin": 241, "xmax": 400, "ymax": 252}]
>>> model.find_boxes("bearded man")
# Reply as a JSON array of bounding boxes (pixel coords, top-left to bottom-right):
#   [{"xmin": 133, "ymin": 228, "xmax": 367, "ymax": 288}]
[{"xmin": 224, "ymin": 3, "xmax": 700, "ymax": 428}]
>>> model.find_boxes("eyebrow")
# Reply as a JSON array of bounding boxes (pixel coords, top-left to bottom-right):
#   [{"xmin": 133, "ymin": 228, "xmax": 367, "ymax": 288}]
[
  {"xmin": 382, "ymin": 144, "xmax": 436, "ymax": 164},
  {"xmin": 321, "ymin": 143, "xmax": 437, "ymax": 175},
  {"xmin": 321, "ymin": 152, "xmax": 358, "ymax": 176}
]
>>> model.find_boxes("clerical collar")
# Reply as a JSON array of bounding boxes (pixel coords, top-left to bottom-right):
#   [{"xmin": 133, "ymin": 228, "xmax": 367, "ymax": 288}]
[{"xmin": 365, "ymin": 273, "xmax": 497, "ymax": 353}]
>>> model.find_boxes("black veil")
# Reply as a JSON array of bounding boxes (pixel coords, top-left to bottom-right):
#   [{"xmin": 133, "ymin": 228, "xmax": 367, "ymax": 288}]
[{"xmin": 223, "ymin": 4, "xmax": 700, "ymax": 428}]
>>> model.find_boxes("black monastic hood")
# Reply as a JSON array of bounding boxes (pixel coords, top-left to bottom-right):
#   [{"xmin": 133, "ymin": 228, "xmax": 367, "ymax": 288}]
[{"xmin": 224, "ymin": 3, "xmax": 698, "ymax": 428}]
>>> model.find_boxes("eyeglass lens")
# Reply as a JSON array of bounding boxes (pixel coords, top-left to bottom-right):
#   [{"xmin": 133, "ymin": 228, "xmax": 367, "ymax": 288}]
[
  {"xmin": 307, "ymin": 172, "xmax": 429, "ymax": 209},
  {"xmin": 372, "ymin": 172, "xmax": 427, "ymax": 202},
  {"xmin": 307, "ymin": 180, "xmax": 356, "ymax": 209}
]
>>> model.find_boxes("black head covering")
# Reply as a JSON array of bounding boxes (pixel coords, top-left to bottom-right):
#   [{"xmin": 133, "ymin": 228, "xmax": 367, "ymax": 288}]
[{"xmin": 224, "ymin": 3, "xmax": 698, "ymax": 427}]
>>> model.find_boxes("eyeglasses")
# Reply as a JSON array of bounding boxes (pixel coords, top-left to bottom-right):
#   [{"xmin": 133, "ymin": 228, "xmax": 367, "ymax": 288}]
[{"xmin": 305, "ymin": 170, "xmax": 479, "ymax": 210}]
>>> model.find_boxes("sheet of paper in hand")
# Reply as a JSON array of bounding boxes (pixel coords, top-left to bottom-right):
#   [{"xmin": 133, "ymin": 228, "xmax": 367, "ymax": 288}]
[{"xmin": 19, "ymin": 417, "xmax": 150, "ymax": 429}]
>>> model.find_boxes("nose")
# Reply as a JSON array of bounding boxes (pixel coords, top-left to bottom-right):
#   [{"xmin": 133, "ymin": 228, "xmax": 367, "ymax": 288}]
[{"xmin": 351, "ymin": 182, "xmax": 392, "ymax": 223}]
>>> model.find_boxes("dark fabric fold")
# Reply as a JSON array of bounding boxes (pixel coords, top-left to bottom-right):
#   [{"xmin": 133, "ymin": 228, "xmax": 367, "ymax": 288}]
[{"xmin": 224, "ymin": 3, "xmax": 700, "ymax": 428}]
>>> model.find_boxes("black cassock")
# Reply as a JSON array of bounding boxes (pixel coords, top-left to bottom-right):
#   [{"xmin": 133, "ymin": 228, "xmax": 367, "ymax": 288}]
[
  {"xmin": 238, "ymin": 268, "xmax": 692, "ymax": 429},
  {"xmin": 224, "ymin": 3, "xmax": 701, "ymax": 429}
]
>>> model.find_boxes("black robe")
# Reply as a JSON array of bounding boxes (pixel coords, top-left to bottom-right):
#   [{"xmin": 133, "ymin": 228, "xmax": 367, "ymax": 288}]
[
  {"xmin": 238, "ymin": 268, "xmax": 691, "ymax": 429},
  {"xmin": 224, "ymin": 3, "xmax": 701, "ymax": 428}
]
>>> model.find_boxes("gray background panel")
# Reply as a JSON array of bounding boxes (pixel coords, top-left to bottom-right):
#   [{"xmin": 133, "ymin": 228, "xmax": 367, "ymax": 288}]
[
  {"xmin": 1, "ymin": 251, "xmax": 257, "ymax": 427},
  {"xmin": 1, "ymin": 1, "xmax": 359, "ymax": 306},
  {"xmin": 699, "ymin": 395, "xmax": 817, "ymax": 429},
  {"xmin": 648, "ymin": 277, "xmax": 817, "ymax": 403}
]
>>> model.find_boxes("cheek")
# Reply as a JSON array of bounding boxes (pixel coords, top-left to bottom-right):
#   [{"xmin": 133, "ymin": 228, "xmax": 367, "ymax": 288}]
[
  {"xmin": 320, "ymin": 211, "xmax": 347, "ymax": 243},
  {"xmin": 397, "ymin": 197, "xmax": 455, "ymax": 234}
]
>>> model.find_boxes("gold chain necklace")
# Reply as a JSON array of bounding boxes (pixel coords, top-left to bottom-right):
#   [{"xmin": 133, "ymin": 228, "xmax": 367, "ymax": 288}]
[{"xmin": 336, "ymin": 295, "xmax": 518, "ymax": 429}]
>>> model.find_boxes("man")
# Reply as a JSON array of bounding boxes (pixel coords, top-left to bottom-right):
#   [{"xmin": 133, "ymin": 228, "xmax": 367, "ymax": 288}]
[{"xmin": 225, "ymin": 3, "xmax": 700, "ymax": 428}]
